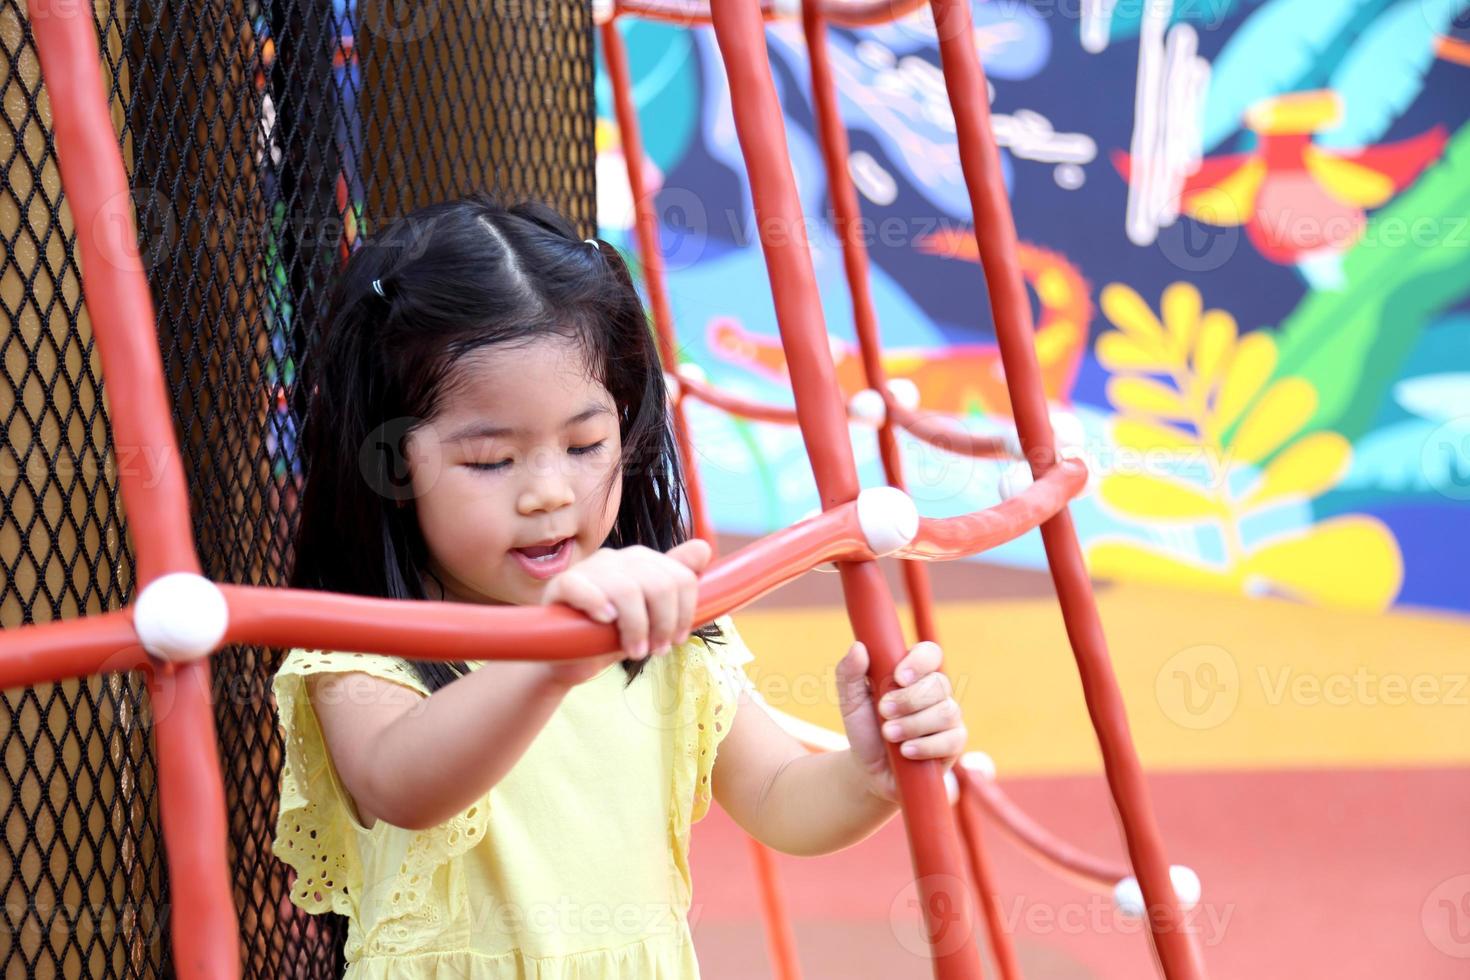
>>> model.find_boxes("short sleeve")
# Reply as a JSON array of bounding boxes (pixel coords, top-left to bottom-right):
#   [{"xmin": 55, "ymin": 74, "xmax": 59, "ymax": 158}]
[
  {"xmin": 695, "ymin": 614, "xmax": 757, "ymax": 801},
  {"xmin": 271, "ymin": 647, "xmax": 491, "ymax": 929}
]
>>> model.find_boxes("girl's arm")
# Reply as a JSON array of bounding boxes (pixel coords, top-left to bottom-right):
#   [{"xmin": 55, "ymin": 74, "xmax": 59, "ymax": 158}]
[
  {"xmin": 310, "ymin": 540, "xmax": 713, "ymax": 832},
  {"xmin": 310, "ymin": 661, "xmax": 571, "ymax": 831},
  {"xmin": 711, "ymin": 639, "xmax": 966, "ymax": 857},
  {"xmin": 711, "ymin": 690, "xmax": 899, "ymax": 857}
]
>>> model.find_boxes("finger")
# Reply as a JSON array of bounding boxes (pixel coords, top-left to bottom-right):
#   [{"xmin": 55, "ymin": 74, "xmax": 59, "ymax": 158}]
[
  {"xmin": 604, "ymin": 580, "xmax": 649, "ymax": 658},
  {"xmin": 672, "ymin": 562, "xmax": 697, "ymax": 646},
  {"xmin": 834, "ymin": 642, "xmax": 871, "ymax": 713},
  {"xmin": 894, "ymin": 725, "xmax": 968, "ymax": 761},
  {"xmin": 894, "ymin": 640, "xmax": 943, "ymax": 686},
  {"xmin": 637, "ymin": 564, "xmax": 679, "ymax": 654},
  {"xmin": 878, "ymin": 671, "xmax": 951, "ymax": 718},
  {"xmin": 880, "ymin": 697, "xmax": 961, "ymax": 743},
  {"xmin": 667, "ymin": 538, "xmax": 712, "ymax": 574},
  {"xmin": 541, "ymin": 570, "xmax": 617, "ymax": 624}
]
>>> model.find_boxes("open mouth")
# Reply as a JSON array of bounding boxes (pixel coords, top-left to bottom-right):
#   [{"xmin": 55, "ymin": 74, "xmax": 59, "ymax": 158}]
[
  {"xmin": 511, "ymin": 537, "xmax": 573, "ymax": 580},
  {"xmin": 515, "ymin": 538, "xmax": 569, "ymax": 561}
]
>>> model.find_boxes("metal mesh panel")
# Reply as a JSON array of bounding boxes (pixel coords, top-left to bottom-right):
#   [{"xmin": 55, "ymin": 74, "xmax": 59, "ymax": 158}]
[{"xmin": 1, "ymin": 2, "xmax": 596, "ymax": 976}]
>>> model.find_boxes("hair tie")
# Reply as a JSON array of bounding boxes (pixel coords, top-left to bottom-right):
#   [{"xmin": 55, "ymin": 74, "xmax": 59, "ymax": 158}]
[
  {"xmin": 372, "ymin": 278, "xmax": 385, "ymax": 297},
  {"xmin": 584, "ymin": 238, "xmax": 599, "ymax": 250}
]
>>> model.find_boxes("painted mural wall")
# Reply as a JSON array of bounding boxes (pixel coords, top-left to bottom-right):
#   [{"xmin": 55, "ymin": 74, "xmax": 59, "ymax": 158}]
[{"xmin": 593, "ymin": 0, "xmax": 1470, "ymax": 616}]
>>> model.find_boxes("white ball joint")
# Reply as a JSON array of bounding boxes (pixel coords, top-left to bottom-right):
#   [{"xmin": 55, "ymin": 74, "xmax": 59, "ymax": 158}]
[
  {"xmin": 887, "ymin": 377, "xmax": 920, "ymax": 412},
  {"xmin": 960, "ymin": 751, "xmax": 997, "ymax": 780},
  {"xmin": 132, "ymin": 572, "xmax": 229, "ymax": 664},
  {"xmin": 942, "ymin": 754, "xmax": 996, "ymax": 806},
  {"xmin": 1113, "ymin": 865, "xmax": 1202, "ymax": 919},
  {"xmin": 997, "ymin": 408, "xmax": 1096, "ymax": 500},
  {"xmin": 848, "ymin": 388, "xmax": 887, "ymax": 428},
  {"xmin": 856, "ymin": 486, "xmax": 919, "ymax": 557},
  {"xmin": 591, "ymin": 0, "xmax": 614, "ymax": 26}
]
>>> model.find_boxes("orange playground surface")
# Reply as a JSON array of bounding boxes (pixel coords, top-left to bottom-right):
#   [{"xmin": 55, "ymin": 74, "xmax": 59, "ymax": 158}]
[{"xmin": 689, "ymin": 538, "xmax": 1470, "ymax": 977}]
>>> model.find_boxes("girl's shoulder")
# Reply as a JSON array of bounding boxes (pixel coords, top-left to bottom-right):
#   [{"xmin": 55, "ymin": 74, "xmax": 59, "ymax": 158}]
[{"xmin": 275, "ymin": 646, "xmax": 431, "ymax": 698}]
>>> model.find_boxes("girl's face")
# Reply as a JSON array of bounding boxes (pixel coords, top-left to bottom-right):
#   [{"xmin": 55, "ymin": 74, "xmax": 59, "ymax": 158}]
[{"xmin": 404, "ymin": 335, "xmax": 623, "ymax": 606}]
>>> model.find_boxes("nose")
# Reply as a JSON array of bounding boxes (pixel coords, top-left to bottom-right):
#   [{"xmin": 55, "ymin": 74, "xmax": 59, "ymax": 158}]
[{"xmin": 515, "ymin": 449, "xmax": 576, "ymax": 516}]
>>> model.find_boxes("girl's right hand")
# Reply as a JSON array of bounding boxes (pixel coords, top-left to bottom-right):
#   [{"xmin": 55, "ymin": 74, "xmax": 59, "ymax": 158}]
[{"xmin": 538, "ymin": 539, "xmax": 713, "ymax": 689}]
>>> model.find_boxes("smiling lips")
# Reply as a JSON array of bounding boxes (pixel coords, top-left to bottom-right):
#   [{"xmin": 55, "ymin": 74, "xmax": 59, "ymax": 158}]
[{"xmin": 512, "ymin": 537, "xmax": 572, "ymax": 580}]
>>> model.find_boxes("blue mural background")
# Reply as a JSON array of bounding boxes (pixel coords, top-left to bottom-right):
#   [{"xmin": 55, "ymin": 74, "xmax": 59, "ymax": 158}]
[{"xmin": 594, "ymin": 1, "xmax": 1470, "ymax": 615}]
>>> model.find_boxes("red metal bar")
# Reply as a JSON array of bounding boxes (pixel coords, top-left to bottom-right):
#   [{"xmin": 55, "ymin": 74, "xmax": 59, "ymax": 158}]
[
  {"xmin": 27, "ymin": 4, "xmax": 200, "ymax": 585},
  {"xmin": 799, "ymin": 8, "xmax": 1029, "ymax": 963},
  {"xmin": 956, "ymin": 768, "xmax": 1128, "ymax": 891},
  {"xmin": 745, "ymin": 834, "xmax": 804, "ymax": 975},
  {"xmin": 801, "ymin": 0, "xmax": 944, "ymax": 648},
  {"xmin": 898, "ymin": 460, "xmax": 1087, "ymax": 561},
  {"xmin": 614, "ymin": 0, "xmax": 930, "ymax": 28},
  {"xmin": 602, "ymin": 20, "xmax": 803, "ymax": 975},
  {"xmin": 707, "ymin": 2, "xmax": 982, "ymax": 975},
  {"xmin": 222, "ymin": 500, "xmax": 871, "ymax": 656},
  {"xmin": 26, "ymin": 3, "xmax": 240, "ymax": 977},
  {"xmin": 0, "ymin": 611, "xmax": 147, "ymax": 689},
  {"xmin": 674, "ymin": 366, "xmax": 1017, "ymax": 462},
  {"xmin": 602, "ymin": 20, "xmax": 715, "ymax": 547},
  {"xmin": 927, "ymin": 0, "xmax": 1204, "ymax": 974},
  {"xmin": 956, "ymin": 783, "xmax": 1022, "ymax": 980},
  {"xmin": 888, "ymin": 401, "xmax": 1016, "ymax": 460},
  {"xmin": 673, "ymin": 368, "xmax": 803, "ymax": 426}
]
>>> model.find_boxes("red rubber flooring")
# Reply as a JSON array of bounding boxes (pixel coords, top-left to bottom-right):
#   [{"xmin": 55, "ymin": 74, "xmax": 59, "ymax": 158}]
[{"xmin": 689, "ymin": 766, "xmax": 1470, "ymax": 978}]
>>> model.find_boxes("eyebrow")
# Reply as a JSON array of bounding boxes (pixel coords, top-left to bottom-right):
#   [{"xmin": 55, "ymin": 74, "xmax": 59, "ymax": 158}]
[{"xmin": 444, "ymin": 403, "xmax": 613, "ymax": 442}]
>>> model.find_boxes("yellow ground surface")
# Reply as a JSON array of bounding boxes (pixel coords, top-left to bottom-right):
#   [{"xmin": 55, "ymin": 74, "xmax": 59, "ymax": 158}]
[{"xmin": 731, "ymin": 578, "xmax": 1470, "ymax": 776}]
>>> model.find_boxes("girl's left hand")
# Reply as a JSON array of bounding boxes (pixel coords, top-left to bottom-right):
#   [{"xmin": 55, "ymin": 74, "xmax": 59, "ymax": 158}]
[{"xmin": 836, "ymin": 639, "xmax": 967, "ymax": 804}]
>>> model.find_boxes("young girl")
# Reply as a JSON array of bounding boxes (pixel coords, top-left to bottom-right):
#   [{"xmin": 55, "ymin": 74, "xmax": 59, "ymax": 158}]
[{"xmin": 273, "ymin": 193, "xmax": 967, "ymax": 978}]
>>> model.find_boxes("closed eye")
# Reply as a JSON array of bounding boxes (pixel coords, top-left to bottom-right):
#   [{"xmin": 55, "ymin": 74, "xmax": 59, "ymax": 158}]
[{"xmin": 466, "ymin": 442, "xmax": 605, "ymax": 473}]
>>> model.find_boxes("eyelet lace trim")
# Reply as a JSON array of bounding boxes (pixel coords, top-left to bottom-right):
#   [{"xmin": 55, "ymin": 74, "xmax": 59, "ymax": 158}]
[
  {"xmin": 271, "ymin": 649, "xmax": 492, "ymax": 959},
  {"xmin": 668, "ymin": 615, "xmax": 755, "ymax": 908}
]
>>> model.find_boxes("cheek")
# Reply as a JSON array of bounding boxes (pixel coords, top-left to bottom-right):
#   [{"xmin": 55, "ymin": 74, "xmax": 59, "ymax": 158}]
[{"xmin": 417, "ymin": 474, "xmax": 512, "ymax": 554}]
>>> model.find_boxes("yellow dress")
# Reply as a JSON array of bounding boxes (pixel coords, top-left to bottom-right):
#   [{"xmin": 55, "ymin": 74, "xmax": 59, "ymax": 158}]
[{"xmin": 270, "ymin": 614, "xmax": 756, "ymax": 979}]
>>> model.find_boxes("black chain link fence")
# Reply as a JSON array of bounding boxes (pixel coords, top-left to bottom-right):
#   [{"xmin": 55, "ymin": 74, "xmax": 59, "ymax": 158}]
[{"xmin": 1, "ymin": 1, "xmax": 595, "ymax": 975}]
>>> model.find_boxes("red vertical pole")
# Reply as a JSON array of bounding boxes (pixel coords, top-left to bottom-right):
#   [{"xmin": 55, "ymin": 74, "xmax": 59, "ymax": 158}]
[
  {"xmin": 27, "ymin": 2, "xmax": 241, "ymax": 978},
  {"xmin": 925, "ymin": 0, "xmax": 1204, "ymax": 975},
  {"xmin": 799, "ymin": 1, "xmax": 940, "ymax": 647},
  {"xmin": 707, "ymin": 2, "xmax": 982, "ymax": 976},
  {"xmin": 957, "ymin": 788, "xmax": 1023, "ymax": 980},
  {"xmin": 601, "ymin": 19, "xmax": 804, "ymax": 977},
  {"xmin": 801, "ymin": 8, "xmax": 1029, "ymax": 971},
  {"xmin": 599, "ymin": 18, "xmax": 715, "ymax": 547}
]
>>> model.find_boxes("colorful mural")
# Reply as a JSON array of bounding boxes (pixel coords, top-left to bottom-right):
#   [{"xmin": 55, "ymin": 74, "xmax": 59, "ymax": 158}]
[{"xmin": 594, "ymin": 0, "xmax": 1470, "ymax": 615}]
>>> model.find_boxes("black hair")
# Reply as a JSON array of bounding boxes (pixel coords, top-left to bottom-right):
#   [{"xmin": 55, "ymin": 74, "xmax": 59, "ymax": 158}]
[{"xmin": 288, "ymin": 192, "xmax": 723, "ymax": 692}]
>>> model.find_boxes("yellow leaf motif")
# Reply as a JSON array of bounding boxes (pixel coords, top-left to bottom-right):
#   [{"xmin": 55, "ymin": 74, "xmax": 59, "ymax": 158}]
[
  {"xmin": 1087, "ymin": 541, "xmax": 1239, "ymax": 592},
  {"xmin": 1088, "ymin": 278, "xmax": 1401, "ymax": 609},
  {"xmin": 1228, "ymin": 377, "xmax": 1317, "ymax": 466},
  {"xmin": 1192, "ymin": 310, "xmax": 1238, "ymax": 391},
  {"xmin": 1100, "ymin": 474, "xmax": 1224, "ymax": 521},
  {"xmin": 1241, "ymin": 432, "xmax": 1351, "ymax": 510},
  {"xmin": 1097, "ymin": 332, "xmax": 1171, "ymax": 372},
  {"xmin": 1100, "ymin": 283, "xmax": 1165, "ymax": 343},
  {"xmin": 1213, "ymin": 332, "xmax": 1277, "ymax": 434},
  {"xmin": 1106, "ymin": 376, "xmax": 1193, "ymax": 421},
  {"xmin": 1243, "ymin": 517, "xmax": 1404, "ymax": 611},
  {"xmin": 1161, "ymin": 282, "xmax": 1202, "ymax": 353},
  {"xmin": 1111, "ymin": 418, "xmax": 1198, "ymax": 453}
]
